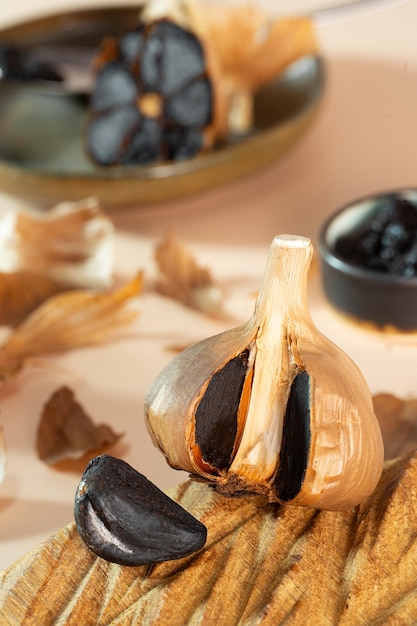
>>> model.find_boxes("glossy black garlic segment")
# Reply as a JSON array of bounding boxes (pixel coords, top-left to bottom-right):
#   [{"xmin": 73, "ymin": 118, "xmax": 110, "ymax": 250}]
[
  {"xmin": 195, "ymin": 350, "xmax": 250, "ymax": 472},
  {"xmin": 74, "ymin": 454, "xmax": 207, "ymax": 566},
  {"xmin": 274, "ymin": 370, "xmax": 311, "ymax": 501},
  {"xmin": 86, "ymin": 19, "xmax": 212, "ymax": 166}
]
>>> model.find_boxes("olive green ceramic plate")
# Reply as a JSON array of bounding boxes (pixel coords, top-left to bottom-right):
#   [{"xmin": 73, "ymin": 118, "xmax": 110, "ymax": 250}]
[{"xmin": 0, "ymin": 7, "xmax": 325, "ymax": 209}]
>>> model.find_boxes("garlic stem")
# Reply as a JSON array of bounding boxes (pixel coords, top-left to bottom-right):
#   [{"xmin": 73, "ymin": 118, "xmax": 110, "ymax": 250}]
[
  {"xmin": 254, "ymin": 235, "xmax": 312, "ymax": 323},
  {"xmin": 228, "ymin": 90, "xmax": 254, "ymax": 134},
  {"xmin": 229, "ymin": 235, "xmax": 313, "ymax": 482}
]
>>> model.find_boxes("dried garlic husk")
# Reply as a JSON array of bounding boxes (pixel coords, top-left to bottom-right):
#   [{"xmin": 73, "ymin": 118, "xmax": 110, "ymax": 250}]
[
  {"xmin": 146, "ymin": 235, "xmax": 384, "ymax": 510},
  {"xmin": 37, "ymin": 386, "xmax": 123, "ymax": 466},
  {"xmin": 0, "ymin": 271, "xmax": 64, "ymax": 326},
  {"xmin": 0, "ymin": 272, "xmax": 143, "ymax": 381},
  {"xmin": 0, "ymin": 198, "xmax": 114, "ymax": 324},
  {"xmin": 189, "ymin": 1, "xmax": 318, "ymax": 132},
  {"xmin": 155, "ymin": 234, "xmax": 226, "ymax": 318},
  {"xmin": 13, "ymin": 198, "xmax": 113, "ymax": 288}
]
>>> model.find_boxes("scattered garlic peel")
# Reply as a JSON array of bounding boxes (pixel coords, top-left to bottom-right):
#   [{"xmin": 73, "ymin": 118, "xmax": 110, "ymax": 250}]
[
  {"xmin": 0, "ymin": 272, "xmax": 143, "ymax": 381},
  {"xmin": 0, "ymin": 271, "xmax": 65, "ymax": 326},
  {"xmin": 0, "ymin": 198, "xmax": 114, "ymax": 325},
  {"xmin": 36, "ymin": 386, "xmax": 123, "ymax": 466},
  {"xmin": 155, "ymin": 235, "xmax": 227, "ymax": 319},
  {"xmin": 6, "ymin": 198, "xmax": 114, "ymax": 281}
]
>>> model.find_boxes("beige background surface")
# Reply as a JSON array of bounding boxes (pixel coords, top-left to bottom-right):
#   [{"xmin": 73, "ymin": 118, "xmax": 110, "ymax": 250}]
[{"xmin": 0, "ymin": 0, "xmax": 417, "ymax": 572}]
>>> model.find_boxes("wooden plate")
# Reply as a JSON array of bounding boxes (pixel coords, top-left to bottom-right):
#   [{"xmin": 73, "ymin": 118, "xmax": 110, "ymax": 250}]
[{"xmin": 0, "ymin": 7, "xmax": 325, "ymax": 209}]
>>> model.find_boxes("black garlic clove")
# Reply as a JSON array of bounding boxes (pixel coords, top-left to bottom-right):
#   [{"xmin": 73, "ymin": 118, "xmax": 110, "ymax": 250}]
[
  {"xmin": 194, "ymin": 350, "xmax": 250, "ymax": 473},
  {"xmin": 274, "ymin": 370, "xmax": 311, "ymax": 502},
  {"xmin": 86, "ymin": 107, "xmax": 141, "ymax": 165},
  {"xmin": 89, "ymin": 61, "xmax": 138, "ymax": 113},
  {"xmin": 141, "ymin": 21, "xmax": 206, "ymax": 97},
  {"xmin": 74, "ymin": 454, "xmax": 207, "ymax": 566}
]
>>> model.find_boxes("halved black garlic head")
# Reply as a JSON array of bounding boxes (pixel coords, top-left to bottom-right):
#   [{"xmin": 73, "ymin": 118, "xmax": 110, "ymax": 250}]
[
  {"xmin": 145, "ymin": 235, "xmax": 384, "ymax": 511},
  {"xmin": 85, "ymin": 0, "xmax": 318, "ymax": 166},
  {"xmin": 74, "ymin": 454, "xmax": 207, "ymax": 566},
  {"xmin": 86, "ymin": 16, "xmax": 216, "ymax": 166}
]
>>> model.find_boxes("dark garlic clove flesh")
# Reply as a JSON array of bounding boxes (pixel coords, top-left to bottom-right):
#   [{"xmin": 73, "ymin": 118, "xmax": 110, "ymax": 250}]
[{"xmin": 74, "ymin": 454, "xmax": 207, "ymax": 566}]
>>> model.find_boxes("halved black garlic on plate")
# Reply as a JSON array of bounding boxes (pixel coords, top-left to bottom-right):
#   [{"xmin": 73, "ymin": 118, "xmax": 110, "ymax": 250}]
[
  {"xmin": 85, "ymin": 0, "xmax": 318, "ymax": 166},
  {"xmin": 86, "ymin": 18, "xmax": 216, "ymax": 165},
  {"xmin": 74, "ymin": 454, "xmax": 207, "ymax": 566},
  {"xmin": 145, "ymin": 235, "xmax": 384, "ymax": 511}
]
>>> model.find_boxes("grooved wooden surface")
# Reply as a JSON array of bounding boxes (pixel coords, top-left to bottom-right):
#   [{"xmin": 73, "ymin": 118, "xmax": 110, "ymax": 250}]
[{"xmin": 1, "ymin": 446, "xmax": 417, "ymax": 625}]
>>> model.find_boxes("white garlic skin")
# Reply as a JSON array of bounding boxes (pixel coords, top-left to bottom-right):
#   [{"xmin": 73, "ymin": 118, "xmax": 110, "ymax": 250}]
[{"xmin": 145, "ymin": 235, "xmax": 384, "ymax": 511}]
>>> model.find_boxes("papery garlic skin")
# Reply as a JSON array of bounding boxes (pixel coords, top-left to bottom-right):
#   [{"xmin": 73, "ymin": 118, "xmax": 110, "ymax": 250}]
[
  {"xmin": 146, "ymin": 325, "xmax": 254, "ymax": 474},
  {"xmin": 145, "ymin": 235, "xmax": 384, "ymax": 511},
  {"xmin": 274, "ymin": 329, "xmax": 383, "ymax": 509}
]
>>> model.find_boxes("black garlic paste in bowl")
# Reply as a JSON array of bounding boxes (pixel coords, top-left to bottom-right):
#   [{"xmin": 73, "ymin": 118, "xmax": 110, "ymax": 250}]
[{"xmin": 319, "ymin": 189, "xmax": 417, "ymax": 330}]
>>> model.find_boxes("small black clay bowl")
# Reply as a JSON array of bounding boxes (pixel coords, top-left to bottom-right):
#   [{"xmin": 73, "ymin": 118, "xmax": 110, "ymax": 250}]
[{"xmin": 318, "ymin": 189, "xmax": 417, "ymax": 331}]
